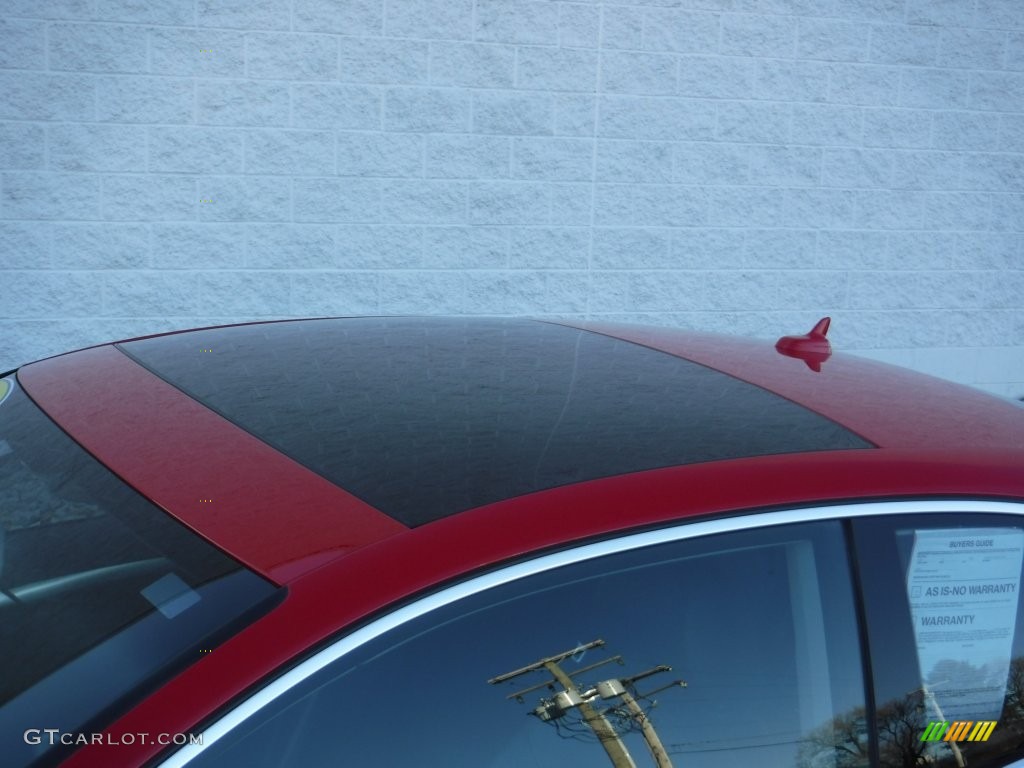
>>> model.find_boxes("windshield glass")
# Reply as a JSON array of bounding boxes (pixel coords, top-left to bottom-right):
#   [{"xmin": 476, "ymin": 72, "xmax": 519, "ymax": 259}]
[{"xmin": 0, "ymin": 374, "xmax": 282, "ymax": 766}]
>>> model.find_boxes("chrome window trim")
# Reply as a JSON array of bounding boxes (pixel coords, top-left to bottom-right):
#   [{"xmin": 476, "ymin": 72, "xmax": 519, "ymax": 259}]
[{"xmin": 161, "ymin": 498, "xmax": 1024, "ymax": 767}]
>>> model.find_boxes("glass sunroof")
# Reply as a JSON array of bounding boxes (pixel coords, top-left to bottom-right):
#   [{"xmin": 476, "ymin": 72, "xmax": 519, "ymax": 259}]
[{"xmin": 120, "ymin": 317, "xmax": 872, "ymax": 527}]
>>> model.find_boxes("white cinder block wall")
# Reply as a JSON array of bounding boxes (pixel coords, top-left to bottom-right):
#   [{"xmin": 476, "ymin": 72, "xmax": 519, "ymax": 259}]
[{"xmin": 0, "ymin": 0, "xmax": 1022, "ymax": 397}]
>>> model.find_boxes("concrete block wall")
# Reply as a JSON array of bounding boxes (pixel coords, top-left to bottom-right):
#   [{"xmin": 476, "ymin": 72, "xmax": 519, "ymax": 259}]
[{"xmin": 0, "ymin": 0, "xmax": 1021, "ymax": 397}]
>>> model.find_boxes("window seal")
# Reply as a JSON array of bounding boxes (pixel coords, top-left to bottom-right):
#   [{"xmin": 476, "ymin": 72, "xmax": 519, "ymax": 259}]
[{"xmin": 844, "ymin": 516, "xmax": 883, "ymax": 766}]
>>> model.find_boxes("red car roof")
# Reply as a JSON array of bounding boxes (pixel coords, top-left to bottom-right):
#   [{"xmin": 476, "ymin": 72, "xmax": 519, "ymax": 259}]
[
  {"xmin": 33, "ymin": 317, "xmax": 1022, "ymax": 768},
  {"xmin": 17, "ymin": 316, "xmax": 1024, "ymax": 585}
]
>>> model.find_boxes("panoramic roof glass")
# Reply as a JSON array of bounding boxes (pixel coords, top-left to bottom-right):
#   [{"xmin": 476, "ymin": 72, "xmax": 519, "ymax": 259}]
[{"xmin": 121, "ymin": 318, "xmax": 873, "ymax": 527}]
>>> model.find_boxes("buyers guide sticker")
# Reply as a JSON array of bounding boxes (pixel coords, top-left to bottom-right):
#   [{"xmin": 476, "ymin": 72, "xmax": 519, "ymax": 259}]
[{"xmin": 907, "ymin": 528, "xmax": 1024, "ymax": 720}]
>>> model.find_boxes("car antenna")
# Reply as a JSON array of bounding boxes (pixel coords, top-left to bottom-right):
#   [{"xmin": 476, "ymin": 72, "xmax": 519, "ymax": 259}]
[{"xmin": 775, "ymin": 317, "xmax": 832, "ymax": 373}]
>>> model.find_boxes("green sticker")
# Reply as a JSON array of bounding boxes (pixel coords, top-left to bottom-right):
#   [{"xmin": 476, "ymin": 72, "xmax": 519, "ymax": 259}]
[{"xmin": 0, "ymin": 379, "xmax": 11, "ymax": 407}]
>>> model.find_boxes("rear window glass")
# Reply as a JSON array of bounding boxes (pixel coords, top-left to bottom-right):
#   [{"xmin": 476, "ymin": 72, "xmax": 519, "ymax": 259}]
[
  {"xmin": 855, "ymin": 513, "xmax": 1024, "ymax": 768},
  {"xmin": 0, "ymin": 375, "xmax": 282, "ymax": 766},
  {"xmin": 903, "ymin": 527, "xmax": 1023, "ymax": 723}
]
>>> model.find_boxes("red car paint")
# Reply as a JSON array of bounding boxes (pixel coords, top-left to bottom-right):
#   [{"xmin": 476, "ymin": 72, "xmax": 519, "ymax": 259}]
[{"xmin": 14, "ymin": 321, "xmax": 1022, "ymax": 767}]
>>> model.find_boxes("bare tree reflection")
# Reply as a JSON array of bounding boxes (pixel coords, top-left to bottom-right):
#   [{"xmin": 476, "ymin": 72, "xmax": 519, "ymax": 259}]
[
  {"xmin": 797, "ymin": 690, "xmax": 932, "ymax": 768},
  {"xmin": 875, "ymin": 690, "xmax": 929, "ymax": 768},
  {"xmin": 797, "ymin": 705, "xmax": 870, "ymax": 768},
  {"xmin": 797, "ymin": 662, "xmax": 1024, "ymax": 768},
  {"xmin": 1004, "ymin": 656, "xmax": 1024, "ymax": 720}
]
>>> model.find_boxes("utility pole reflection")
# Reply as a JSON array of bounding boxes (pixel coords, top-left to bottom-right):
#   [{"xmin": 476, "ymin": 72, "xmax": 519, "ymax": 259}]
[{"xmin": 488, "ymin": 639, "xmax": 686, "ymax": 768}]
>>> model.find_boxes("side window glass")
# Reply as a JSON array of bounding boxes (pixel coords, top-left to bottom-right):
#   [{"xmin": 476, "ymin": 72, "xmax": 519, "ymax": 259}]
[
  {"xmin": 854, "ymin": 515, "xmax": 1024, "ymax": 768},
  {"xmin": 184, "ymin": 521, "xmax": 865, "ymax": 767}
]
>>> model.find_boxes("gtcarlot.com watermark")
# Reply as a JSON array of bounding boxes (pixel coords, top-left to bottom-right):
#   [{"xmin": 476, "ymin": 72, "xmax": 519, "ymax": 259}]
[{"xmin": 25, "ymin": 729, "xmax": 203, "ymax": 747}]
